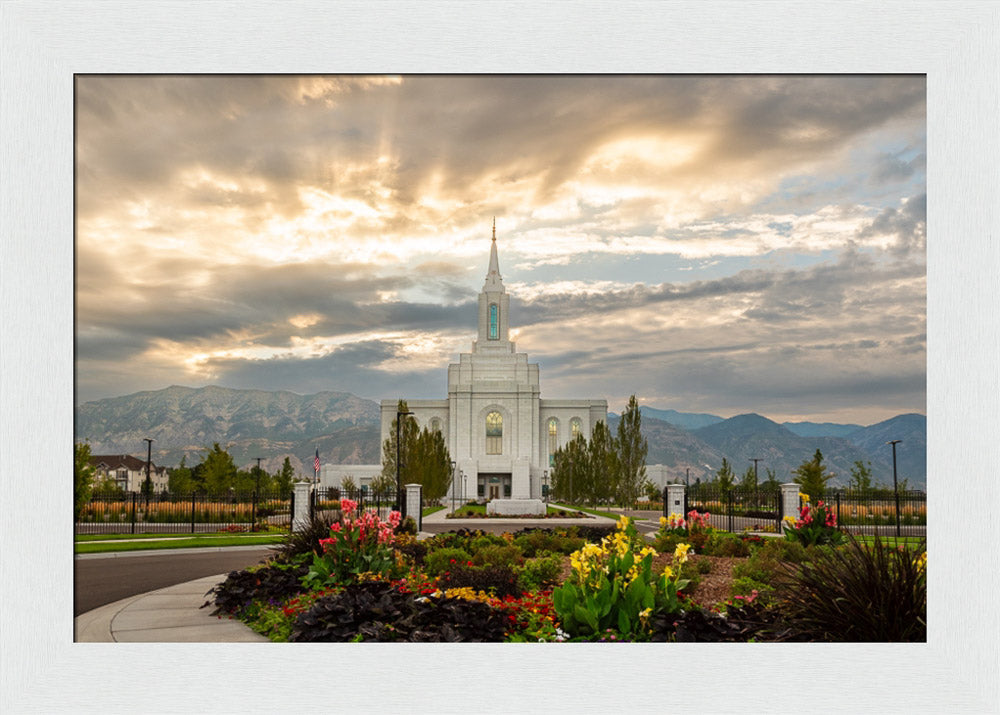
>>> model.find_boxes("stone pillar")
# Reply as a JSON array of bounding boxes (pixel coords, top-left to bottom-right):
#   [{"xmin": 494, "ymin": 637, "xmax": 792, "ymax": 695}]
[
  {"xmin": 512, "ymin": 457, "xmax": 531, "ymax": 499},
  {"xmin": 406, "ymin": 483, "xmax": 422, "ymax": 532},
  {"xmin": 780, "ymin": 483, "xmax": 801, "ymax": 532},
  {"xmin": 292, "ymin": 482, "xmax": 311, "ymax": 533},
  {"xmin": 665, "ymin": 484, "xmax": 686, "ymax": 517}
]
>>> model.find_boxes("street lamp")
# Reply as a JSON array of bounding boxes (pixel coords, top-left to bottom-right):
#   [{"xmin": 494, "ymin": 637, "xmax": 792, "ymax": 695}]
[
  {"xmin": 450, "ymin": 460, "xmax": 456, "ymax": 513},
  {"xmin": 462, "ymin": 471, "xmax": 467, "ymax": 505},
  {"xmin": 142, "ymin": 437, "xmax": 154, "ymax": 504},
  {"xmin": 254, "ymin": 457, "xmax": 263, "ymax": 494},
  {"xmin": 887, "ymin": 439, "xmax": 902, "ymax": 537},
  {"xmin": 750, "ymin": 458, "xmax": 761, "ymax": 506},
  {"xmin": 396, "ymin": 409, "xmax": 412, "ymax": 519},
  {"xmin": 543, "ymin": 470, "xmax": 549, "ymax": 504}
]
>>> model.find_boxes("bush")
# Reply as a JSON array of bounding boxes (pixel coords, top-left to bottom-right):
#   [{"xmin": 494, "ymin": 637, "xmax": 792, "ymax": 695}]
[
  {"xmin": 696, "ymin": 558, "xmax": 712, "ymax": 574},
  {"xmin": 513, "ymin": 529, "xmax": 584, "ymax": 557},
  {"xmin": 273, "ymin": 514, "xmax": 338, "ymax": 562},
  {"xmin": 472, "ymin": 544, "xmax": 523, "ymax": 570},
  {"xmin": 423, "ymin": 547, "xmax": 473, "ymax": 577},
  {"xmin": 700, "ymin": 532, "xmax": 751, "ymax": 558},
  {"xmin": 470, "ymin": 534, "xmax": 508, "ymax": 552},
  {"xmin": 204, "ymin": 562, "xmax": 309, "ymax": 616},
  {"xmin": 436, "ymin": 564, "xmax": 522, "ymax": 599},
  {"xmin": 730, "ymin": 576, "xmax": 773, "ymax": 600},
  {"xmin": 517, "ymin": 552, "xmax": 564, "ymax": 592},
  {"xmin": 775, "ymin": 535, "xmax": 926, "ymax": 641},
  {"xmin": 732, "ymin": 538, "xmax": 809, "ymax": 585},
  {"xmin": 290, "ymin": 581, "xmax": 510, "ymax": 642}
]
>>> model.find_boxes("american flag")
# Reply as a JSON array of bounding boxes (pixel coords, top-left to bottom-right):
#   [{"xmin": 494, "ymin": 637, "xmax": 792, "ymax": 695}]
[{"xmin": 314, "ymin": 448, "xmax": 320, "ymax": 474}]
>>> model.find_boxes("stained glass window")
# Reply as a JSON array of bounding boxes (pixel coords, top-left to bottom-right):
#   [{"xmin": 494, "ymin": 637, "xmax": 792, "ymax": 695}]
[
  {"xmin": 486, "ymin": 411, "xmax": 502, "ymax": 454},
  {"xmin": 571, "ymin": 418, "xmax": 582, "ymax": 439},
  {"xmin": 548, "ymin": 418, "xmax": 558, "ymax": 467},
  {"xmin": 489, "ymin": 303, "xmax": 498, "ymax": 340}
]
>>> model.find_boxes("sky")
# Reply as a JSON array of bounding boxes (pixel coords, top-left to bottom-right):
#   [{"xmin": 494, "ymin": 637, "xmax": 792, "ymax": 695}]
[{"xmin": 75, "ymin": 75, "xmax": 926, "ymax": 424}]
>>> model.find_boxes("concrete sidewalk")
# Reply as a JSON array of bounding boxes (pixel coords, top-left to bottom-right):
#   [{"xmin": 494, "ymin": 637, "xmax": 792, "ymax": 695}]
[{"xmin": 74, "ymin": 573, "xmax": 268, "ymax": 642}]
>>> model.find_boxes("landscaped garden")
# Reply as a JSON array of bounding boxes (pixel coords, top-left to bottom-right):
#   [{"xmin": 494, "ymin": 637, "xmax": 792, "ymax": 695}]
[{"xmin": 203, "ymin": 497, "xmax": 926, "ymax": 642}]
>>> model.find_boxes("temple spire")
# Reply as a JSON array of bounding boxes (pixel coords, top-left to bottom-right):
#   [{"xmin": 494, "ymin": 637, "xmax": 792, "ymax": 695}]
[{"xmin": 486, "ymin": 218, "xmax": 501, "ymax": 282}]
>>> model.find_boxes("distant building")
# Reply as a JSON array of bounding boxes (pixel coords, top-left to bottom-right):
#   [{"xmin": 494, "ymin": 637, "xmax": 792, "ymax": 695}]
[
  {"xmin": 89, "ymin": 454, "xmax": 168, "ymax": 492},
  {"xmin": 323, "ymin": 222, "xmax": 608, "ymax": 502}
]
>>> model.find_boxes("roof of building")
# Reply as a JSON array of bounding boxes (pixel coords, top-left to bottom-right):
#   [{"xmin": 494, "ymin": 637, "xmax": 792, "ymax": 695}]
[{"xmin": 89, "ymin": 454, "xmax": 163, "ymax": 471}]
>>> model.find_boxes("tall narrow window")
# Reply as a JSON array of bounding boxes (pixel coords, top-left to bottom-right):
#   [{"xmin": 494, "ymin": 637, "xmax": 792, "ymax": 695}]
[
  {"xmin": 548, "ymin": 418, "xmax": 559, "ymax": 467},
  {"xmin": 430, "ymin": 418, "xmax": 442, "ymax": 433},
  {"xmin": 571, "ymin": 418, "xmax": 582, "ymax": 440},
  {"xmin": 489, "ymin": 303, "xmax": 499, "ymax": 340},
  {"xmin": 486, "ymin": 411, "xmax": 503, "ymax": 454}
]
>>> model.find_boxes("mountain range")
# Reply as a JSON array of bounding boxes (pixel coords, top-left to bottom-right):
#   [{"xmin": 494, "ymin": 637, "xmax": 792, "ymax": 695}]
[{"xmin": 76, "ymin": 385, "xmax": 925, "ymax": 487}]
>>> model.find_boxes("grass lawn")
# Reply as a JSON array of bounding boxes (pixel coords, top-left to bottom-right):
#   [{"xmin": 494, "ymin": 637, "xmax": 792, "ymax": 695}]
[
  {"xmin": 557, "ymin": 504, "xmax": 622, "ymax": 519},
  {"xmin": 422, "ymin": 505, "xmax": 446, "ymax": 517},
  {"xmin": 851, "ymin": 534, "xmax": 926, "ymax": 549},
  {"xmin": 75, "ymin": 533, "xmax": 286, "ymax": 554}
]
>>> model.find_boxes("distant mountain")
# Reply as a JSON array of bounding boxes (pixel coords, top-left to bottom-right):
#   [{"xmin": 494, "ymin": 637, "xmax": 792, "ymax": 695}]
[
  {"xmin": 692, "ymin": 413, "xmax": 908, "ymax": 487},
  {"xmin": 638, "ymin": 406, "xmax": 725, "ymax": 431},
  {"xmin": 844, "ymin": 414, "xmax": 926, "ymax": 488},
  {"xmin": 783, "ymin": 421, "xmax": 864, "ymax": 438},
  {"xmin": 76, "ymin": 385, "xmax": 381, "ymax": 471},
  {"xmin": 609, "ymin": 414, "xmax": 724, "ymax": 481}
]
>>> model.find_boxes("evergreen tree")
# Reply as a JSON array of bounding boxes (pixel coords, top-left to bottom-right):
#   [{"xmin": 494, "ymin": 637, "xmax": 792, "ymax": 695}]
[
  {"xmin": 740, "ymin": 465, "xmax": 757, "ymax": 490},
  {"xmin": 380, "ymin": 399, "xmax": 419, "ymax": 489},
  {"xmin": 793, "ymin": 449, "xmax": 836, "ymax": 499},
  {"xmin": 74, "ymin": 441, "xmax": 95, "ymax": 519},
  {"xmin": 551, "ymin": 434, "xmax": 587, "ymax": 504},
  {"xmin": 716, "ymin": 458, "xmax": 736, "ymax": 495},
  {"xmin": 201, "ymin": 443, "xmax": 238, "ymax": 495},
  {"xmin": 615, "ymin": 395, "xmax": 648, "ymax": 508},
  {"xmin": 762, "ymin": 467, "xmax": 781, "ymax": 492},
  {"xmin": 340, "ymin": 475, "xmax": 358, "ymax": 494},
  {"xmin": 370, "ymin": 472, "xmax": 396, "ymax": 495},
  {"xmin": 273, "ymin": 457, "xmax": 295, "ymax": 499}
]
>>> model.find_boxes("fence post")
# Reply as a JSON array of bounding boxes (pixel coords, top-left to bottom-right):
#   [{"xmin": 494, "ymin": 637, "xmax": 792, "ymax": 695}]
[
  {"xmin": 292, "ymin": 482, "xmax": 311, "ymax": 533},
  {"xmin": 779, "ymin": 483, "xmax": 800, "ymax": 533},
  {"xmin": 130, "ymin": 492, "xmax": 137, "ymax": 535},
  {"xmin": 191, "ymin": 493, "xmax": 196, "ymax": 533},
  {"xmin": 835, "ymin": 490, "xmax": 842, "ymax": 533},
  {"xmin": 251, "ymin": 491, "xmax": 257, "ymax": 532},
  {"xmin": 727, "ymin": 490, "xmax": 734, "ymax": 533},
  {"xmin": 405, "ymin": 483, "xmax": 422, "ymax": 532},
  {"xmin": 666, "ymin": 484, "xmax": 686, "ymax": 521}
]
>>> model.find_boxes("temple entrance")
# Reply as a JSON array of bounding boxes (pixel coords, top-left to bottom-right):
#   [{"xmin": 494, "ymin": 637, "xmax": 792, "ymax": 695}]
[{"xmin": 478, "ymin": 473, "xmax": 511, "ymax": 500}]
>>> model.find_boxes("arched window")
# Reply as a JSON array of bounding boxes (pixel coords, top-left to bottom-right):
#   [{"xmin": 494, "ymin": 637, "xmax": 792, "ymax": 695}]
[
  {"xmin": 489, "ymin": 303, "xmax": 499, "ymax": 340},
  {"xmin": 430, "ymin": 418, "xmax": 442, "ymax": 433},
  {"xmin": 571, "ymin": 417, "xmax": 582, "ymax": 440},
  {"xmin": 486, "ymin": 411, "xmax": 503, "ymax": 454},
  {"xmin": 548, "ymin": 418, "xmax": 559, "ymax": 467}
]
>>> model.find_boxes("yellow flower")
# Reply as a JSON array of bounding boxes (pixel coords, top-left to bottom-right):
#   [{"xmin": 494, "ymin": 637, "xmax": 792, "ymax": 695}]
[
  {"xmin": 662, "ymin": 565, "xmax": 674, "ymax": 579},
  {"xmin": 659, "ymin": 515, "xmax": 667, "ymax": 528},
  {"xmin": 799, "ymin": 492, "xmax": 810, "ymax": 503},
  {"xmin": 782, "ymin": 515, "xmax": 796, "ymax": 524},
  {"xmin": 915, "ymin": 552, "xmax": 927, "ymax": 571},
  {"xmin": 673, "ymin": 543, "xmax": 692, "ymax": 563}
]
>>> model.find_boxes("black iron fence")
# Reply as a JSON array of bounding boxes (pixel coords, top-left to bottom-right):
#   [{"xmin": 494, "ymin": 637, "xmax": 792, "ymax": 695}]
[
  {"xmin": 75, "ymin": 490, "xmax": 293, "ymax": 535},
  {"xmin": 307, "ymin": 487, "xmax": 401, "ymax": 522},
  {"xmin": 826, "ymin": 488, "xmax": 926, "ymax": 537},
  {"xmin": 682, "ymin": 484, "xmax": 783, "ymax": 534}
]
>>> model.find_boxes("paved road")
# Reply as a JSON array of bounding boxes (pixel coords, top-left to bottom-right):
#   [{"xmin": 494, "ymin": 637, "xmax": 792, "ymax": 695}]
[{"xmin": 74, "ymin": 547, "xmax": 275, "ymax": 616}]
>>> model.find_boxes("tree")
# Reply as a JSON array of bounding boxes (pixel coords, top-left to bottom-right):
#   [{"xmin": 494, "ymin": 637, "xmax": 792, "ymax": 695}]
[
  {"xmin": 409, "ymin": 427, "xmax": 452, "ymax": 502},
  {"xmin": 201, "ymin": 443, "xmax": 237, "ymax": 495},
  {"xmin": 370, "ymin": 472, "xmax": 396, "ymax": 495},
  {"xmin": 715, "ymin": 458, "xmax": 736, "ymax": 495},
  {"xmin": 75, "ymin": 442, "xmax": 95, "ymax": 519},
  {"xmin": 793, "ymin": 449, "xmax": 836, "ymax": 500},
  {"xmin": 849, "ymin": 460, "xmax": 875, "ymax": 491},
  {"xmin": 615, "ymin": 395, "xmax": 648, "ymax": 508},
  {"xmin": 380, "ymin": 399, "xmax": 419, "ymax": 488},
  {"xmin": 551, "ymin": 433, "xmax": 587, "ymax": 503},
  {"xmin": 588, "ymin": 421, "xmax": 618, "ymax": 505},
  {"xmin": 340, "ymin": 475, "xmax": 358, "ymax": 494},
  {"xmin": 740, "ymin": 465, "xmax": 757, "ymax": 490},
  {"xmin": 169, "ymin": 455, "xmax": 194, "ymax": 494},
  {"xmin": 762, "ymin": 467, "xmax": 781, "ymax": 492},
  {"xmin": 273, "ymin": 457, "xmax": 294, "ymax": 499}
]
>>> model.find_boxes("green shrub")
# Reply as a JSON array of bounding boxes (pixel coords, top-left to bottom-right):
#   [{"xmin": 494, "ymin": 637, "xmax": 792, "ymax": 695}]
[
  {"xmin": 472, "ymin": 544, "xmax": 523, "ymax": 569},
  {"xmin": 696, "ymin": 558, "xmax": 712, "ymax": 574},
  {"xmin": 513, "ymin": 529, "xmax": 584, "ymax": 557},
  {"xmin": 775, "ymin": 535, "xmax": 926, "ymax": 641},
  {"xmin": 423, "ymin": 547, "xmax": 473, "ymax": 576},
  {"xmin": 732, "ymin": 538, "xmax": 809, "ymax": 584},
  {"xmin": 700, "ymin": 532, "xmax": 751, "ymax": 557},
  {"xmin": 437, "ymin": 564, "xmax": 522, "ymax": 599},
  {"xmin": 273, "ymin": 514, "xmax": 337, "ymax": 562},
  {"xmin": 730, "ymin": 576, "xmax": 773, "ymax": 599},
  {"xmin": 517, "ymin": 552, "xmax": 564, "ymax": 591},
  {"xmin": 470, "ymin": 534, "xmax": 507, "ymax": 553}
]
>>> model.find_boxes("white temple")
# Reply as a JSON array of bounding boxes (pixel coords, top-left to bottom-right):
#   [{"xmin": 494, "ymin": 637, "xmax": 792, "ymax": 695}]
[{"xmin": 322, "ymin": 221, "xmax": 608, "ymax": 508}]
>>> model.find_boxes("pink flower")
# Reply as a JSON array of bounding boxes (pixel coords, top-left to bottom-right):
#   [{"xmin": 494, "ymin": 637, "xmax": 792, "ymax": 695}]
[
  {"xmin": 340, "ymin": 498, "xmax": 358, "ymax": 515},
  {"xmin": 330, "ymin": 522, "xmax": 342, "ymax": 532},
  {"xmin": 388, "ymin": 511, "xmax": 402, "ymax": 528}
]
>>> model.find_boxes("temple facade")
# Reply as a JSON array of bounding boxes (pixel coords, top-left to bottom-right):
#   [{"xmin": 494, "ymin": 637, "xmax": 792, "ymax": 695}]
[{"xmin": 323, "ymin": 223, "xmax": 608, "ymax": 503}]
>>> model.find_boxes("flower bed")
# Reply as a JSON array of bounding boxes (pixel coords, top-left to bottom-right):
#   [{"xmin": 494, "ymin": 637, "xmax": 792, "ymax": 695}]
[{"xmin": 204, "ymin": 506, "xmax": 926, "ymax": 642}]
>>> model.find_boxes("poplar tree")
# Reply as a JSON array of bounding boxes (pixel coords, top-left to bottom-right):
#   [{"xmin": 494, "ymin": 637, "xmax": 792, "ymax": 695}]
[
  {"xmin": 588, "ymin": 420, "xmax": 618, "ymax": 505},
  {"xmin": 793, "ymin": 449, "xmax": 836, "ymax": 499},
  {"xmin": 615, "ymin": 395, "xmax": 648, "ymax": 508},
  {"xmin": 380, "ymin": 399, "xmax": 419, "ymax": 484},
  {"xmin": 409, "ymin": 426, "xmax": 452, "ymax": 501}
]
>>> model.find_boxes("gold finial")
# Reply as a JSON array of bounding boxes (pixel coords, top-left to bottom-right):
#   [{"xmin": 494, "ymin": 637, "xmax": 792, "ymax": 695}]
[{"xmin": 492, "ymin": 217, "xmax": 496, "ymax": 241}]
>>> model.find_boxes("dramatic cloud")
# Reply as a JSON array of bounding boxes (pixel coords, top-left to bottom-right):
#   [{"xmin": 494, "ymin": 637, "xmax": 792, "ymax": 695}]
[{"xmin": 75, "ymin": 75, "xmax": 925, "ymax": 423}]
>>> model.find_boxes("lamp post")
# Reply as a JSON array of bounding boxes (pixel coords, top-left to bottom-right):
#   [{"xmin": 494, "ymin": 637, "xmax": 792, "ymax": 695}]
[
  {"xmin": 396, "ymin": 409, "xmax": 412, "ymax": 519},
  {"xmin": 887, "ymin": 439, "xmax": 902, "ymax": 537},
  {"xmin": 142, "ymin": 438, "xmax": 154, "ymax": 505},
  {"xmin": 254, "ymin": 457, "xmax": 262, "ymax": 493},
  {"xmin": 543, "ymin": 470, "xmax": 549, "ymax": 504},
  {"xmin": 685, "ymin": 467, "xmax": 690, "ymax": 487},
  {"xmin": 750, "ymin": 458, "xmax": 761, "ymax": 507},
  {"xmin": 450, "ymin": 460, "xmax": 456, "ymax": 513}
]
